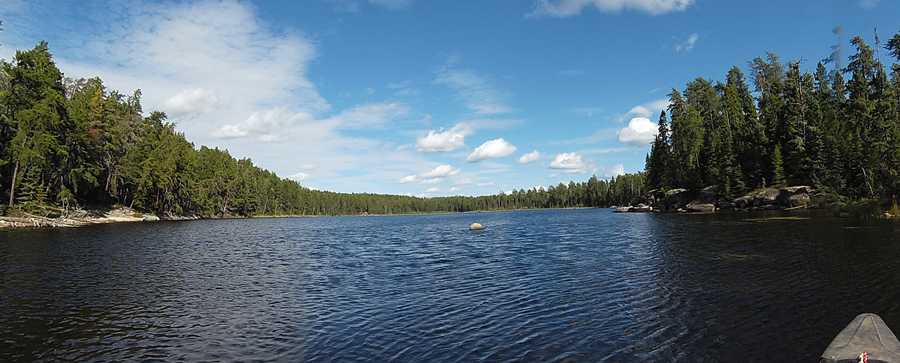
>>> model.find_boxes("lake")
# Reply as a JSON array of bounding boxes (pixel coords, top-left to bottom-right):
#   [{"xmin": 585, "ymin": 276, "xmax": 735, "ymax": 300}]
[{"xmin": 2, "ymin": 209, "xmax": 900, "ymax": 362}]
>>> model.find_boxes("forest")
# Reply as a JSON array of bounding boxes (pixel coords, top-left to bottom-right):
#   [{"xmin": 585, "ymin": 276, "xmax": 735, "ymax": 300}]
[
  {"xmin": 0, "ymin": 41, "xmax": 646, "ymax": 218},
  {"xmin": 646, "ymin": 28, "xmax": 900, "ymax": 203},
  {"xmin": 11, "ymin": 28, "xmax": 896, "ymax": 219}
]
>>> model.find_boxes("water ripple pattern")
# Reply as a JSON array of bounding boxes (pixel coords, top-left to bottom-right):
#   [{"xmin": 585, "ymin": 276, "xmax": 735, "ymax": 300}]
[{"xmin": 3, "ymin": 209, "xmax": 900, "ymax": 362}]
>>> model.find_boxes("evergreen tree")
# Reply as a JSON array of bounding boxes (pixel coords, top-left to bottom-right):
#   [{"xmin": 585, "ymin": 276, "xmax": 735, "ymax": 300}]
[
  {"xmin": 646, "ymin": 110, "xmax": 670, "ymax": 190},
  {"xmin": 1, "ymin": 42, "xmax": 69, "ymax": 208}
]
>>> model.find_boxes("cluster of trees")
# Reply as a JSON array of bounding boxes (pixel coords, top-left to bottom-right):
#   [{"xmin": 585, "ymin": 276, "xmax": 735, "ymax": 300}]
[
  {"xmin": 0, "ymin": 41, "xmax": 643, "ymax": 218},
  {"xmin": 646, "ymin": 28, "xmax": 900, "ymax": 201}
]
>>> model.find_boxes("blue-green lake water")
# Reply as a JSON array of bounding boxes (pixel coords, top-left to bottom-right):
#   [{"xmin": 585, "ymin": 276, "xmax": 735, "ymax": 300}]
[{"xmin": 2, "ymin": 209, "xmax": 900, "ymax": 361}]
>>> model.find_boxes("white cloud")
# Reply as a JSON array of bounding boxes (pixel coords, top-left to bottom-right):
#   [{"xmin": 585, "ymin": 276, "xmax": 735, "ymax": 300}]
[
  {"xmin": 398, "ymin": 175, "xmax": 417, "ymax": 184},
  {"xmin": 419, "ymin": 177, "xmax": 444, "ymax": 185},
  {"xmin": 617, "ymin": 98, "xmax": 669, "ymax": 122},
  {"xmin": 161, "ymin": 88, "xmax": 230, "ymax": 118},
  {"xmin": 42, "ymin": 0, "xmax": 331, "ymax": 148},
  {"xmin": 516, "ymin": 150, "xmax": 543, "ymax": 164},
  {"xmin": 477, "ymin": 182, "xmax": 495, "ymax": 187},
  {"xmin": 324, "ymin": 102, "xmax": 408, "ymax": 130},
  {"xmin": 675, "ymin": 33, "xmax": 699, "ymax": 53},
  {"xmin": 549, "ymin": 152, "xmax": 587, "ymax": 174},
  {"xmin": 416, "ymin": 123, "xmax": 473, "ymax": 153},
  {"xmin": 420, "ymin": 164, "xmax": 461, "ymax": 178},
  {"xmin": 448, "ymin": 187, "xmax": 461, "ymax": 194},
  {"xmin": 434, "ymin": 68, "xmax": 511, "ymax": 115},
  {"xmin": 465, "ymin": 138, "xmax": 517, "ymax": 163},
  {"xmin": 288, "ymin": 172, "xmax": 310, "ymax": 181},
  {"xmin": 569, "ymin": 107, "xmax": 602, "ymax": 116},
  {"xmin": 529, "ymin": 0, "xmax": 695, "ymax": 17},
  {"xmin": 212, "ymin": 106, "xmax": 313, "ymax": 141},
  {"xmin": 617, "ymin": 117, "xmax": 657, "ymax": 146},
  {"xmin": 604, "ymin": 164, "xmax": 626, "ymax": 178},
  {"xmin": 424, "ymin": 187, "xmax": 441, "ymax": 194},
  {"xmin": 369, "ymin": 0, "xmax": 412, "ymax": 9},
  {"xmin": 859, "ymin": 0, "xmax": 879, "ymax": 8},
  {"xmin": 302, "ymin": 164, "xmax": 318, "ymax": 170},
  {"xmin": 454, "ymin": 178, "xmax": 473, "ymax": 186}
]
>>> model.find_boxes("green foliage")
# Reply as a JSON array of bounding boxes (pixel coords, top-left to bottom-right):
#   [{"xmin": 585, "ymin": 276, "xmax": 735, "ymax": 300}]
[
  {"xmin": 0, "ymin": 41, "xmax": 652, "ymax": 217},
  {"xmin": 644, "ymin": 29, "xmax": 900, "ymax": 202}
]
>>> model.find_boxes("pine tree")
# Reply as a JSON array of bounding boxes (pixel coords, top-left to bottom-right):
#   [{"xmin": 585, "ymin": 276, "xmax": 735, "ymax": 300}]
[
  {"xmin": 1, "ymin": 41, "xmax": 69, "ymax": 208},
  {"xmin": 646, "ymin": 110, "xmax": 670, "ymax": 190}
]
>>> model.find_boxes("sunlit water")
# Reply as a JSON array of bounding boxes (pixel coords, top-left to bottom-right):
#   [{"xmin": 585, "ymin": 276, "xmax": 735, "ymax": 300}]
[{"xmin": 3, "ymin": 209, "xmax": 900, "ymax": 362}]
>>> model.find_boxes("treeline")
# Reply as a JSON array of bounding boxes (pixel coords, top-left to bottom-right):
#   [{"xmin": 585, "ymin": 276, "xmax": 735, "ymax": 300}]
[
  {"xmin": 646, "ymin": 29, "xmax": 900, "ymax": 201},
  {"xmin": 0, "ymin": 41, "xmax": 643, "ymax": 218}
]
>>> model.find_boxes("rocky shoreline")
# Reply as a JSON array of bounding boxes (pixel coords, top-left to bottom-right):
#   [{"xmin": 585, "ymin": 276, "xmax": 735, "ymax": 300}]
[
  {"xmin": 0, "ymin": 207, "xmax": 200, "ymax": 229},
  {"xmin": 614, "ymin": 186, "xmax": 820, "ymax": 213}
]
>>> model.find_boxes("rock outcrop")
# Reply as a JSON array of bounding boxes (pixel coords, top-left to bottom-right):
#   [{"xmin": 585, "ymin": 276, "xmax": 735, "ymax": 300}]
[{"xmin": 626, "ymin": 186, "xmax": 817, "ymax": 213}]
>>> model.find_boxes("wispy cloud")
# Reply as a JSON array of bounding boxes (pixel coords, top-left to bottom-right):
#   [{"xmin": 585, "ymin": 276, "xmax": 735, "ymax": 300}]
[
  {"xmin": 369, "ymin": 0, "xmax": 413, "ymax": 10},
  {"xmin": 675, "ymin": 33, "xmax": 699, "ymax": 53},
  {"xmin": 559, "ymin": 69, "xmax": 585, "ymax": 76},
  {"xmin": 859, "ymin": 0, "xmax": 879, "ymax": 8},
  {"xmin": 569, "ymin": 107, "xmax": 602, "ymax": 117},
  {"xmin": 324, "ymin": 102, "xmax": 409, "ymax": 130},
  {"xmin": 434, "ymin": 67, "xmax": 512, "ymax": 115},
  {"xmin": 45, "ymin": 0, "xmax": 328, "ymax": 146},
  {"xmin": 529, "ymin": 0, "xmax": 695, "ymax": 17}
]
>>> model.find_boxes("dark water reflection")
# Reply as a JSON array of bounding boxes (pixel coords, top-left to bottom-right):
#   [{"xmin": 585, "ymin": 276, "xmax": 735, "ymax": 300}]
[{"xmin": 2, "ymin": 209, "xmax": 900, "ymax": 362}]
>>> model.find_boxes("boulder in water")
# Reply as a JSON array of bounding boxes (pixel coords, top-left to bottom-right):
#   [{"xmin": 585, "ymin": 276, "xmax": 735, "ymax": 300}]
[{"xmin": 469, "ymin": 223, "xmax": 484, "ymax": 230}]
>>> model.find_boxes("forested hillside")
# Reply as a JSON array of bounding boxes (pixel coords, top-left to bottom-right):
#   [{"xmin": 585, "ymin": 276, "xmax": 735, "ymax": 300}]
[
  {"xmin": 0, "ymin": 42, "xmax": 644, "ymax": 218},
  {"xmin": 646, "ymin": 29, "xmax": 900, "ymax": 202}
]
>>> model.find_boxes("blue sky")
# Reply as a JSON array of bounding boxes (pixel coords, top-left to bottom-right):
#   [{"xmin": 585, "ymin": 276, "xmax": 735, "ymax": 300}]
[{"xmin": 1, "ymin": 0, "xmax": 898, "ymax": 196}]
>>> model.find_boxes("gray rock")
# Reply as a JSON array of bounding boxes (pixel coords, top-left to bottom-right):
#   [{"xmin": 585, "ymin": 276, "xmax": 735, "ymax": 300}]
[{"xmin": 685, "ymin": 203, "xmax": 716, "ymax": 213}]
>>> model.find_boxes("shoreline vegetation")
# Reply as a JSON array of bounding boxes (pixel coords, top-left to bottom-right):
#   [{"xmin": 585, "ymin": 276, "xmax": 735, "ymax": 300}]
[{"xmin": 5, "ymin": 27, "xmax": 900, "ymax": 229}]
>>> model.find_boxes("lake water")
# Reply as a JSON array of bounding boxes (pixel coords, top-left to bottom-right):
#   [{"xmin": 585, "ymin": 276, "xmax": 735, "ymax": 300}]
[{"xmin": 2, "ymin": 209, "xmax": 900, "ymax": 362}]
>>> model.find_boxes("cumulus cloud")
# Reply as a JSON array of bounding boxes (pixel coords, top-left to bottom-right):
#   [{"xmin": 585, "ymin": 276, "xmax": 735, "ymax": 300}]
[
  {"xmin": 448, "ymin": 187, "xmax": 461, "ymax": 194},
  {"xmin": 617, "ymin": 117, "xmax": 657, "ymax": 146},
  {"xmin": 465, "ymin": 138, "xmax": 517, "ymax": 163},
  {"xmin": 212, "ymin": 106, "xmax": 313, "ymax": 141},
  {"xmin": 454, "ymin": 178, "xmax": 473, "ymax": 186},
  {"xmin": 617, "ymin": 98, "xmax": 670, "ymax": 122},
  {"xmin": 288, "ymin": 172, "xmax": 310, "ymax": 181},
  {"xmin": 517, "ymin": 150, "xmax": 543, "ymax": 164},
  {"xmin": 161, "ymin": 88, "xmax": 230, "ymax": 118},
  {"xmin": 549, "ymin": 153, "xmax": 587, "ymax": 174},
  {"xmin": 477, "ymin": 182, "xmax": 495, "ymax": 187},
  {"xmin": 398, "ymin": 175, "xmax": 417, "ymax": 184},
  {"xmin": 416, "ymin": 123, "xmax": 473, "ymax": 153},
  {"xmin": 529, "ymin": 0, "xmax": 694, "ymax": 17},
  {"xmin": 420, "ymin": 164, "xmax": 461, "ymax": 178},
  {"xmin": 434, "ymin": 68, "xmax": 511, "ymax": 115},
  {"xmin": 675, "ymin": 33, "xmax": 699, "ymax": 53},
  {"xmin": 423, "ymin": 187, "xmax": 441, "ymax": 194}
]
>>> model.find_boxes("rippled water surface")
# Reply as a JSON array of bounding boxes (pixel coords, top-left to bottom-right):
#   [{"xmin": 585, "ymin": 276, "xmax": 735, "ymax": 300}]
[{"xmin": 3, "ymin": 209, "xmax": 900, "ymax": 362}]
